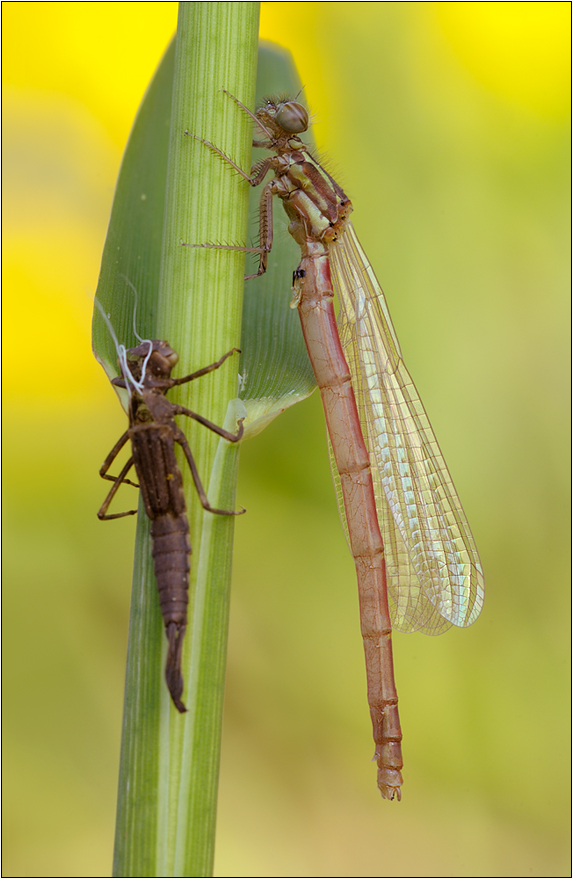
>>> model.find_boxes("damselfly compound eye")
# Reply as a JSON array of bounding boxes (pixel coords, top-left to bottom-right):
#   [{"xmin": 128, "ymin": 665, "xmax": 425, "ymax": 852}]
[{"xmin": 275, "ymin": 101, "xmax": 308, "ymax": 134}]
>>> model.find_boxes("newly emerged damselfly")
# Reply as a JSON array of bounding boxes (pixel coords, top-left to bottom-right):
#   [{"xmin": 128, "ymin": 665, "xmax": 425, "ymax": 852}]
[{"xmin": 185, "ymin": 94, "xmax": 484, "ymax": 798}]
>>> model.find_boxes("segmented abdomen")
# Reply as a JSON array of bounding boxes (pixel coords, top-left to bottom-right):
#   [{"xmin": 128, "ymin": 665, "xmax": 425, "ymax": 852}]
[
  {"xmin": 151, "ymin": 513, "xmax": 190, "ymax": 625},
  {"xmin": 130, "ymin": 423, "xmax": 191, "ymax": 626}
]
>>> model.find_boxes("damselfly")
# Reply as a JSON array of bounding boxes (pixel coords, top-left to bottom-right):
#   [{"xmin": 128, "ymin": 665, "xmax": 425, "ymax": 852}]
[{"xmin": 185, "ymin": 95, "xmax": 484, "ymax": 798}]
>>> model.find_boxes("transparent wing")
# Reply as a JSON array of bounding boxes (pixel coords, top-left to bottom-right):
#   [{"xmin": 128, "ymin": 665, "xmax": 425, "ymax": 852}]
[
  {"xmin": 329, "ymin": 223, "xmax": 484, "ymax": 634},
  {"xmin": 327, "ymin": 430, "xmax": 352, "ymax": 548}
]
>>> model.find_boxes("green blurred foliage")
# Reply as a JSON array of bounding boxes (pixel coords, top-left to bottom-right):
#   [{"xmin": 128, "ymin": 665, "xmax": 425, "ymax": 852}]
[{"xmin": 3, "ymin": 3, "xmax": 570, "ymax": 877}]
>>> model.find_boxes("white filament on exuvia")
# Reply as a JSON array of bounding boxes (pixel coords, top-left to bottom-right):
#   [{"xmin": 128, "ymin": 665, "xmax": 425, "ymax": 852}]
[
  {"xmin": 117, "ymin": 274, "xmax": 154, "ymax": 392},
  {"xmin": 118, "ymin": 274, "xmax": 148, "ymax": 344},
  {"xmin": 94, "ymin": 296, "xmax": 152, "ymax": 396}
]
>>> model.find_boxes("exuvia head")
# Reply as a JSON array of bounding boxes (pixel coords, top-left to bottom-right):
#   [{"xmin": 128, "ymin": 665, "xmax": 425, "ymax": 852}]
[{"xmin": 124, "ymin": 341, "xmax": 178, "ymax": 382}]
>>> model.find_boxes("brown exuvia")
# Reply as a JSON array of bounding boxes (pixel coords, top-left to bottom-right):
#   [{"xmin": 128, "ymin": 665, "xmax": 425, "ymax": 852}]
[{"xmin": 98, "ymin": 341, "xmax": 244, "ymax": 712}]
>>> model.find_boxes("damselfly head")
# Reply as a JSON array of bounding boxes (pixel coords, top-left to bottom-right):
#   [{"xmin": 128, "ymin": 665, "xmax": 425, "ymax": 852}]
[{"xmin": 257, "ymin": 99, "xmax": 309, "ymax": 136}]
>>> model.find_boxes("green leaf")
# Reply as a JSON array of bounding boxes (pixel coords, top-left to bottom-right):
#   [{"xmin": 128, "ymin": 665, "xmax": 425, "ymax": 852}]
[{"xmin": 92, "ymin": 40, "xmax": 174, "ymax": 400}]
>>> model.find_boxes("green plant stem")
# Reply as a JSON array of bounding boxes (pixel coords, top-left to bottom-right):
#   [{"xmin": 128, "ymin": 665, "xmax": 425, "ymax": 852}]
[{"xmin": 113, "ymin": 4, "xmax": 259, "ymax": 877}]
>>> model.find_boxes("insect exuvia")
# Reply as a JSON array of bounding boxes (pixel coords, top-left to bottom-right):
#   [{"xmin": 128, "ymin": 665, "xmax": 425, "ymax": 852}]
[
  {"xmin": 96, "ymin": 300, "xmax": 244, "ymax": 712},
  {"xmin": 184, "ymin": 93, "xmax": 484, "ymax": 798}
]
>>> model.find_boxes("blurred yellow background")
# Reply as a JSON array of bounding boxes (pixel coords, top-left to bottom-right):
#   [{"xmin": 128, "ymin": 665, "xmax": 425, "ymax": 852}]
[{"xmin": 3, "ymin": 3, "xmax": 570, "ymax": 876}]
